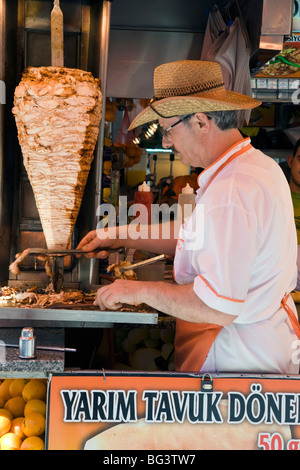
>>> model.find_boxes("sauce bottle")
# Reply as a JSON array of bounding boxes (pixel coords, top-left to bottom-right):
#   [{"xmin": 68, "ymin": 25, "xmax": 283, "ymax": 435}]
[
  {"xmin": 133, "ymin": 181, "xmax": 153, "ymax": 224},
  {"xmin": 178, "ymin": 183, "xmax": 196, "ymax": 224}
]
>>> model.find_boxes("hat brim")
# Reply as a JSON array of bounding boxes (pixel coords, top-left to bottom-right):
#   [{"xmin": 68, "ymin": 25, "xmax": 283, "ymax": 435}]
[{"xmin": 128, "ymin": 90, "xmax": 261, "ymax": 130}]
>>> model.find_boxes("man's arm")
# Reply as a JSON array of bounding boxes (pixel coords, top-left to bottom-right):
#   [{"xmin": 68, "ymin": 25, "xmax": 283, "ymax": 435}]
[
  {"xmin": 77, "ymin": 221, "xmax": 179, "ymax": 257},
  {"xmin": 94, "ymin": 280, "xmax": 237, "ymax": 327}
]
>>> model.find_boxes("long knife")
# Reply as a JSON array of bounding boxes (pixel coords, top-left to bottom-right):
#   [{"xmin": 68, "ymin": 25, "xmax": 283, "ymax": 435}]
[{"xmin": 25, "ymin": 247, "xmax": 124, "ymax": 256}]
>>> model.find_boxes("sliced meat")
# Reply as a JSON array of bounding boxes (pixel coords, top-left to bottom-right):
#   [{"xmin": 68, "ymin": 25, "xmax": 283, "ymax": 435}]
[{"xmin": 12, "ymin": 66, "xmax": 102, "ymax": 250}]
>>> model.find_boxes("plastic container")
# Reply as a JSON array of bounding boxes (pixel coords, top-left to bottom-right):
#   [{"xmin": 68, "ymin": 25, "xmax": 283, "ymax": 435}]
[
  {"xmin": 178, "ymin": 183, "xmax": 196, "ymax": 223},
  {"xmin": 133, "ymin": 181, "xmax": 153, "ymax": 224}
]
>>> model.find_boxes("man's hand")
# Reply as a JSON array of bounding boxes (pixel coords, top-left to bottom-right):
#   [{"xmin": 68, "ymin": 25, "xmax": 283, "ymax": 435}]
[
  {"xmin": 76, "ymin": 229, "xmax": 121, "ymax": 258},
  {"xmin": 94, "ymin": 280, "xmax": 142, "ymax": 310}
]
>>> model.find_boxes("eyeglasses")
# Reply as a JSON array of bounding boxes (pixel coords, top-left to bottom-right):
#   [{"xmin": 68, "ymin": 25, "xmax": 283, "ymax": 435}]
[
  {"xmin": 159, "ymin": 113, "xmax": 212, "ymax": 140},
  {"xmin": 159, "ymin": 114, "xmax": 192, "ymax": 140}
]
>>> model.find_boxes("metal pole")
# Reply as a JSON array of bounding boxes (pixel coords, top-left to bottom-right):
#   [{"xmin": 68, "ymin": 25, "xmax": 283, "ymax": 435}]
[{"xmin": 90, "ymin": 0, "xmax": 112, "ymax": 285}]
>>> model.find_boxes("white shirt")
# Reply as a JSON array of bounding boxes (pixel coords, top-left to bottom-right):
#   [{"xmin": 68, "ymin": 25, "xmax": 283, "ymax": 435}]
[{"xmin": 174, "ymin": 138, "xmax": 299, "ymax": 374}]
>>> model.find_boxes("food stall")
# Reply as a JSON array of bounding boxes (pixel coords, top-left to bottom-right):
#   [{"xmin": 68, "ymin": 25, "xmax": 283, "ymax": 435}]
[{"xmin": 0, "ymin": 0, "xmax": 299, "ymax": 451}]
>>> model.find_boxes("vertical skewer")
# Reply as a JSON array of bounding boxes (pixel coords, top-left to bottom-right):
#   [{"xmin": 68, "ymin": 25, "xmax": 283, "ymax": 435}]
[{"xmin": 51, "ymin": 0, "xmax": 64, "ymax": 67}]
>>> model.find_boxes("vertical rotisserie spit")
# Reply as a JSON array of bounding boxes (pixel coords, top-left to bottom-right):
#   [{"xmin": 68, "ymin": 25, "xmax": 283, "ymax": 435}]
[{"xmin": 12, "ymin": 66, "xmax": 102, "ymax": 250}]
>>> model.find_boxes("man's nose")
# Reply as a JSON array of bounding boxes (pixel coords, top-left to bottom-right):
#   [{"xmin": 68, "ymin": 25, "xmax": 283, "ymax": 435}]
[{"xmin": 162, "ymin": 136, "xmax": 172, "ymax": 149}]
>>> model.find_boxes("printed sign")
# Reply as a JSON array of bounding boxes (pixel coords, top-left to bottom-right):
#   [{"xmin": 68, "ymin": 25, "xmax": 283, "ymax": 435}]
[
  {"xmin": 255, "ymin": 35, "xmax": 300, "ymax": 78},
  {"xmin": 293, "ymin": 0, "xmax": 300, "ymax": 32},
  {"xmin": 46, "ymin": 372, "xmax": 300, "ymax": 451}
]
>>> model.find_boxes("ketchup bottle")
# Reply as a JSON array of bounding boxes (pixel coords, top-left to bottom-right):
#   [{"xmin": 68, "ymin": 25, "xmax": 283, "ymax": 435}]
[{"xmin": 133, "ymin": 181, "xmax": 153, "ymax": 224}]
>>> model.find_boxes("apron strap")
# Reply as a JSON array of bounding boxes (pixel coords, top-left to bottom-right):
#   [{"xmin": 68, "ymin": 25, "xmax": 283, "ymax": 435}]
[{"xmin": 281, "ymin": 293, "xmax": 300, "ymax": 340}]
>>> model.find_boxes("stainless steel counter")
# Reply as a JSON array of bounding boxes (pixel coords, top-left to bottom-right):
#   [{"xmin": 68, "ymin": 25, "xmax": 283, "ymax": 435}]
[{"xmin": 0, "ymin": 306, "xmax": 158, "ymax": 328}]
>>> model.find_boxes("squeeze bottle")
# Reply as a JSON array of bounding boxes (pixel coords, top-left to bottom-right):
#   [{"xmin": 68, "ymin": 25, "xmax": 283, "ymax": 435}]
[
  {"xmin": 133, "ymin": 181, "xmax": 153, "ymax": 224},
  {"xmin": 178, "ymin": 183, "xmax": 196, "ymax": 224}
]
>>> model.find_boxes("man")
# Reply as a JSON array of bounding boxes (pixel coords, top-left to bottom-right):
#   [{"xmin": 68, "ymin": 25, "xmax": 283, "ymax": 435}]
[
  {"xmin": 77, "ymin": 60, "xmax": 299, "ymax": 374},
  {"xmin": 287, "ymin": 138, "xmax": 300, "ymax": 291}
]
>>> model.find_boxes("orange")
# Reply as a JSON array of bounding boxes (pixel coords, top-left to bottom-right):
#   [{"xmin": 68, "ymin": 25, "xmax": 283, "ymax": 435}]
[
  {"xmin": 10, "ymin": 417, "xmax": 26, "ymax": 440},
  {"xmin": 0, "ymin": 395, "xmax": 5, "ymax": 409},
  {"xmin": 9, "ymin": 379, "xmax": 28, "ymax": 397},
  {"xmin": 20, "ymin": 436, "xmax": 45, "ymax": 450},
  {"xmin": 21, "ymin": 412, "xmax": 45, "ymax": 437},
  {"xmin": 22, "ymin": 379, "xmax": 47, "ymax": 403},
  {"xmin": 24, "ymin": 399, "xmax": 46, "ymax": 417},
  {"xmin": 0, "ymin": 379, "xmax": 13, "ymax": 402},
  {"xmin": 0, "ymin": 408, "xmax": 13, "ymax": 437},
  {"xmin": 0, "ymin": 432, "xmax": 22, "ymax": 450},
  {"xmin": 5, "ymin": 396, "xmax": 26, "ymax": 418}
]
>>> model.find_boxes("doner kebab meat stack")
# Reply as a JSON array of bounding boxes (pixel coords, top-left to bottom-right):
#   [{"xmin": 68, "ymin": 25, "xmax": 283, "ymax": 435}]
[{"xmin": 12, "ymin": 66, "xmax": 102, "ymax": 249}]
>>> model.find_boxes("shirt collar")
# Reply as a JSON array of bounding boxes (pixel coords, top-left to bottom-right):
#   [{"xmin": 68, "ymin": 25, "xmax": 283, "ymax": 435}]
[{"xmin": 197, "ymin": 137, "xmax": 252, "ymax": 192}]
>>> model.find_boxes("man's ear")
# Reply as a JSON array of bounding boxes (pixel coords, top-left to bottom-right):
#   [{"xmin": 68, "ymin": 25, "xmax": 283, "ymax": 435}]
[
  {"xmin": 287, "ymin": 154, "xmax": 293, "ymax": 169},
  {"xmin": 194, "ymin": 112, "xmax": 211, "ymax": 132}
]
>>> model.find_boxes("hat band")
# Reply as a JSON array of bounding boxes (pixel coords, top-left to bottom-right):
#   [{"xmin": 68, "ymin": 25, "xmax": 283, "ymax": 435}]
[
  {"xmin": 150, "ymin": 80, "xmax": 225, "ymax": 118},
  {"xmin": 155, "ymin": 80, "xmax": 225, "ymax": 99}
]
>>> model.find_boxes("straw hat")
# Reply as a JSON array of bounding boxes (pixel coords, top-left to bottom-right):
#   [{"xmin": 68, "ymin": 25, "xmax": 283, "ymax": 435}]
[{"xmin": 128, "ymin": 60, "xmax": 261, "ymax": 130}]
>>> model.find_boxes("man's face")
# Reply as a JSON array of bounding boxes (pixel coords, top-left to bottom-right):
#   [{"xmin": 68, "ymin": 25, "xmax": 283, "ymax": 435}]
[
  {"xmin": 159, "ymin": 114, "xmax": 209, "ymax": 167},
  {"xmin": 288, "ymin": 148, "xmax": 300, "ymax": 190},
  {"xmin": 159, "ymin": 116, "xmax": 191, "ymax": 163}
]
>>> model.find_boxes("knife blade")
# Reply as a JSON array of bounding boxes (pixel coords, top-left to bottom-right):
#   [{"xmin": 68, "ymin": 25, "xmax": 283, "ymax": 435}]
[
  {"xmin": 26, "ymin": 247, "xmax": 124, "ymax": 256},
  {"xmin": 118, "ymin": 254, "xmax": 166, "ymax": 273}
]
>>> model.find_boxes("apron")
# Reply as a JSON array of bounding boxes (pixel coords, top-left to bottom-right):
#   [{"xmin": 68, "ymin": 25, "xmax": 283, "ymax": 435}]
[
  {"xmin": 281, "ymin": 294, "xmax": 300, "ymax": 340},
  {"xmin": 174, "ymin": 141, "xmax": 300, "ymax": 372}
]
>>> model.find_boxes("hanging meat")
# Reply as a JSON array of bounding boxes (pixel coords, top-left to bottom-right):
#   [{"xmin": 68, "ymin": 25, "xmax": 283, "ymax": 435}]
[{"xmin": 12, "ymin": 66, "xmax": 102, "ymax": 249}]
